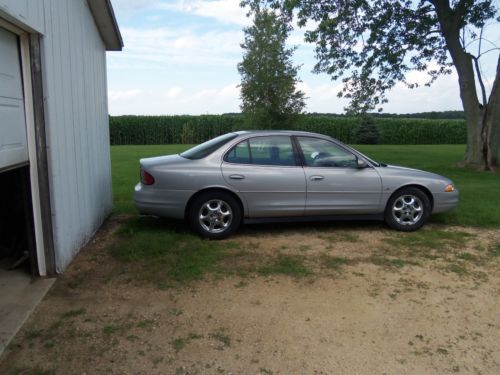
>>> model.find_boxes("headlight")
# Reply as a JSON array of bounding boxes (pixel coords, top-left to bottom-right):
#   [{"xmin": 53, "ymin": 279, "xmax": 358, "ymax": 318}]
[{"xmin": 444, "ymin": 184, "xmax": 455, "ymax": 192}]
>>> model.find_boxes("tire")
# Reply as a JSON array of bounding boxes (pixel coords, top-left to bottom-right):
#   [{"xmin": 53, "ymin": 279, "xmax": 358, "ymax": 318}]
[
  {"xmin": 384, "ymin": 187, "xmax": 431, "ymax": 232},
  {"xmin": 188, "ymin": 191, "xmax": 242, "ymax": 239}
]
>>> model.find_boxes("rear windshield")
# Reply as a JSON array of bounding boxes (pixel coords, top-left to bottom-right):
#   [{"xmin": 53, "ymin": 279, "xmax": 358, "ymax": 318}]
[{"xmin": 180, "ymin": 133, "xmax": 238, "ymax": 160}]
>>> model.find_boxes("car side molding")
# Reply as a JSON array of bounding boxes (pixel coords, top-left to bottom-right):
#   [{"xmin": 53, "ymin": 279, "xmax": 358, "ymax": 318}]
[{"xmin": 244, "ymin": 214, "xmax": 384, "ymax": 225}]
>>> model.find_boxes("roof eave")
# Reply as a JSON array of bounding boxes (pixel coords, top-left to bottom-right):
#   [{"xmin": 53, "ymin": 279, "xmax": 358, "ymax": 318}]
[{"xmin": 87, "ymin": 0, "xmax": 123, "ymax": 51}]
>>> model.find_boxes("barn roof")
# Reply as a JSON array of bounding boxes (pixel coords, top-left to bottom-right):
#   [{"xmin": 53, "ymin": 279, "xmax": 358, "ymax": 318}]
[{"xmin": 87, "ymin": 0, "xmax": 123, "ymax": 51}]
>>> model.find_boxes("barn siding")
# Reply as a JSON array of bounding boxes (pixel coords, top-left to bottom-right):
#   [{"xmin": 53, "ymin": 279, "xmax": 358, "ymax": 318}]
[
  {"xmin": 0, "ymin": 0, "xmax": 114, "ymax": 272},
  {"xmin": 40, "ymin": 0, "xmax": 112, "ymax": 272},
  {"xmin": 0, "ymin": 0, "xmax": 45, "ymax": 32}
]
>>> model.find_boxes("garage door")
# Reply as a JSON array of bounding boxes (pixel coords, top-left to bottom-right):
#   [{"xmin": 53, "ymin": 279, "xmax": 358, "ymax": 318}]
[{"xmin": 0, "ymin": 27, "xmax": 28, "ymax": 171}]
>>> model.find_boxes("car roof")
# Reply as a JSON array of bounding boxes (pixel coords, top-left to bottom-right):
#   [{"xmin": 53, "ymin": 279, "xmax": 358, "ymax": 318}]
[{"xmin": 234, "ymin": 130, "xmax": 327, "ymax": 137}]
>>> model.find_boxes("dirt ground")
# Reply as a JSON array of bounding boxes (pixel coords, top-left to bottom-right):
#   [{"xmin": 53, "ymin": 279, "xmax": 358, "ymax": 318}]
[{"xmin": 1, "ymin": 218, "xmax": 499, "ymax": 375}]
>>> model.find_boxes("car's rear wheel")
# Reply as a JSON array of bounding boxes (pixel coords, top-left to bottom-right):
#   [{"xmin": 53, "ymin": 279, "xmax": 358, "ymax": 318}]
[
  {"xmin": 189, "ymin": 191, "xmax": 241, "ymax": 239},
  {"xmin": 385, "ymin": 187, "xmax": 431, "ymax": 231}
]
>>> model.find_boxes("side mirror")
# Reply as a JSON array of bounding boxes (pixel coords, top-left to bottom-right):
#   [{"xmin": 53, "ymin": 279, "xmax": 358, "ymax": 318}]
[{"xmin": 356, "ymin": 158, "xmax": 368, "ymax": 169}]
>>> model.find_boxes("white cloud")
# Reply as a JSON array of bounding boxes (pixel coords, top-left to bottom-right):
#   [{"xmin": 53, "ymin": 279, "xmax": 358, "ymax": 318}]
[
  {"xmin": 220, "ymin": 83, "xmax": 239, "ymax": 97},
  {"xmin": 111, "ymin": 0, "xmax": 159, "ymax": 16},
  {"xmin": 167, "ymin": 87, "xmax": 183, "ymax": 98},
  {"xmin": 109, "ymin": 84, "xmax": 241, "ymax": 115},
  {"xmin": 109, "ymin": 27, "xmax": 243, "ymax": 67},
  {"xmin": 161, "ymin": 0, "xmax": 250, "ymax": 26},
  {"xmin": 108, "ymin": 89, "xmax": 143, "ymax": 101},
  {"xmin": 384, "ymin": 73, "xmax": 462, "ymax": 113}
]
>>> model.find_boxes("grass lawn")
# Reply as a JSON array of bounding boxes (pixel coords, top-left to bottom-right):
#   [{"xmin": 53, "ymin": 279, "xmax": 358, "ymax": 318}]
[{"xmin": 111, "ymin": 144, "xmax": 500, "ymax": 227}]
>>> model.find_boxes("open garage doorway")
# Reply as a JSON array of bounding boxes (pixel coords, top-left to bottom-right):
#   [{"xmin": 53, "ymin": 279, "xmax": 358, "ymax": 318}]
[
  {"xmin": 0, "ymin": 21, "xmax": 55, "ymax": 355},
  {"xmin": 0, "ymin": 163, "xmax": 54, "ymax": 355},
  {"xmin": 0, "ymin": 165, "xmax": 37, "ymax": 276}
]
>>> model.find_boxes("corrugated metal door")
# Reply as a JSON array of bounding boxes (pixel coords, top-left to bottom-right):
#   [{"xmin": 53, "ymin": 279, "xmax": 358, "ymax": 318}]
[{"xmin": 0, "ymin": 27, "xmax": 28, "ymax": 171}]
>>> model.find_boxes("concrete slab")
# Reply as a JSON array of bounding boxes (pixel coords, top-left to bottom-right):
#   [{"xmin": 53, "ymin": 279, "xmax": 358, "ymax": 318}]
[{"xmin": 0, "ymin": 265, "xmax": 54, "ymax": 355}]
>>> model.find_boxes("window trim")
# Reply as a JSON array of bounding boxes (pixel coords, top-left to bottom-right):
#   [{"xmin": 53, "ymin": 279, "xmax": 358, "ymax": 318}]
[{"xmin": 223, "ymin": 135, "xmax": 301, "ymax": 168}]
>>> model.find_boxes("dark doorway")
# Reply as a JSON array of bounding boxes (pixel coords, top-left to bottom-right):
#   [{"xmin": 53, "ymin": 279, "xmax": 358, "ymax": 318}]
[{"xmin": 0, "ymin": 165, "xmax": 37, "ymax": 276}]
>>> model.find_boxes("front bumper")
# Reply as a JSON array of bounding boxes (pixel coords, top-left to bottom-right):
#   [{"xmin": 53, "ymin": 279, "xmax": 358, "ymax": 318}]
[{"xmin": 432, "ymin": 190, "xmax": 459, "ymax": 214}]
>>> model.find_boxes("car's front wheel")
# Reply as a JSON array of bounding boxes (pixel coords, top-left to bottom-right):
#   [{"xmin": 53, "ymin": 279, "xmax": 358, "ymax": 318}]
[
  {"xmin": 188, "ymin": 191, "xmax": 241, "ymax": 239},
  {"xmin": 385, "ymin": 187, "xmax": 431, "ymax": 231}
]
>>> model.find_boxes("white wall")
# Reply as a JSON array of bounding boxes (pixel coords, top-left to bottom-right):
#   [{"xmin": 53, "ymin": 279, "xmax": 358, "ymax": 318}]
[
  {"xmin": 0, "ymin": 0, "xmax": 113, "ymax": 272},
  {"xmin": 41, "ymin": 0, "xmax": 113, "ymax": 272},
  {"xmin": 0, "ymin": 0, "xmax": 44, "ymax": 32}
]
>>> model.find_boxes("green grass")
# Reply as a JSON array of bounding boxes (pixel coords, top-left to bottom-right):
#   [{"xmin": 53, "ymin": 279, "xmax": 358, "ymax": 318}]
[
  {"xmin": 385, "ymin": 229, "xmax": 474, "ymax": 250},
  {"xmin": 320, "ymin": 255, "xmax": 352, "ymax": 271},
  {"xmin": 170, "ymin": 333, "xmax": 203, "ymax": 352},
  {"xmin": 258, "ymin": 255, "xmax": 312, "ymax": 277},
  {"xmin": 491, "ymin": 243, "xmax": 500, "ymax": 257},
  {"xmin": 111, "ymin": 144, "xmax": 500, "ymax": 227},
  {"xmin": 110, "ymin": 216, "xmax": 239, "ymax": 287},
  {"xmin": 111, "ymin": 144, "xmax": 190, "ymax": 213}
]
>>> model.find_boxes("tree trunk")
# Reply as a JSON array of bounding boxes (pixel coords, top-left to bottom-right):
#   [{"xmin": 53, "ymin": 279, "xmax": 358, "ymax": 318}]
[
  {"xmin": 462, "ymin": 108, "xmax": 487, "ymax": 169},
  {"xmin": 484, "ymin": 56, "xmax": 500, "ymax": 170},
  {"xmin": 432, "ymin": 0, "xmax": 499, "ymax": 170}
]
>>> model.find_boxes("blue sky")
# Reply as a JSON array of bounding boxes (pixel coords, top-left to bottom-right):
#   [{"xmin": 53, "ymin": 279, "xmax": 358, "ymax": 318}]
[{"xmin": 107, "ymin": 0, "xmax": 499, "ymax": 115}]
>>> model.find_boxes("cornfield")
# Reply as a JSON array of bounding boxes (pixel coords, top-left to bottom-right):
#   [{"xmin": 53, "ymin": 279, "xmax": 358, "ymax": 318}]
[{"xmin": 109, "ymin": 115, "xmax": 466, "ymax": 145}]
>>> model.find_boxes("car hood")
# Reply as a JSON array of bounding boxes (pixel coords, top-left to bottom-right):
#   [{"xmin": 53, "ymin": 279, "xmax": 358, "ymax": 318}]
[{"xmin": 380, "ymin": 164, "xmax": 452, "ymax": 183}]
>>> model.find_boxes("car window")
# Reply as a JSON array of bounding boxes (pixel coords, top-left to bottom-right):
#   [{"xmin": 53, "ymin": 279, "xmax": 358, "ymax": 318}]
[
  {"xmin": 249, "ymin": 136, "xmax": 297, "ymax": 166},
  {"xmin": 225, "ymin": 140, "xmax": 251, "ymax": 164},
  {"xmin": 225, "ymin": 136, "xmax": 297, "ymax": 166},
  {"xmin": 180, "ymin": 133, "xmax": 238, "ymax": 160},
  {"xmin": 297, "ymin": 137, "xmax": 357, "ymax": 168}
]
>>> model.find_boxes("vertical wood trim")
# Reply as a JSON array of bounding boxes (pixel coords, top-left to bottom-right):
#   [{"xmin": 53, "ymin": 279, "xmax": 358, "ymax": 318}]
[
  {"xmin": 19, "ymin": 32, "xmax": 47, "ymax": 276},
  {"xmin": 28, "ymin": 33, "xmax": 56, "ymax": 276}
]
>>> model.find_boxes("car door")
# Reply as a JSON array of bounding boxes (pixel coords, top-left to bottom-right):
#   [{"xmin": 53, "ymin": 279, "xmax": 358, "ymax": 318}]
[
  {"xmin": 221, "ymin": 135, "xmax": 306, "ymax": 217},
  {"xmin": 296, "ymin": 136, "xmax": 382, "ymax": 215}
]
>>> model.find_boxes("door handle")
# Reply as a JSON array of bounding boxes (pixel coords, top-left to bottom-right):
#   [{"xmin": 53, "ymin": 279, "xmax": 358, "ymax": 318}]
[
  {"xmin": 229, "ymin": 174, "xmax": 245, "ymax": 180},
  {"xmin": 310, "ymin": 175, "xmax": 324, "ymax": 181}
]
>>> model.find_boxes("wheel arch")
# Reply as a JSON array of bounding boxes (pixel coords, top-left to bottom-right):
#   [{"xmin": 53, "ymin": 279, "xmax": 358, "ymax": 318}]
[
  {"xmin": 386, "ymin": 184, "xmax": 434, "ymax": 211},
  {"xmin": 184, "ymin": 187, "xmax": 246, "ymax": 221}
]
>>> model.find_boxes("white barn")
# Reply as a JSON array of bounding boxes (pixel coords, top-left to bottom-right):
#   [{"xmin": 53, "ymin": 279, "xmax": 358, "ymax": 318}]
[{"xmin": 0, "ymin": 0, "xmax": 122, "ymax": 276}]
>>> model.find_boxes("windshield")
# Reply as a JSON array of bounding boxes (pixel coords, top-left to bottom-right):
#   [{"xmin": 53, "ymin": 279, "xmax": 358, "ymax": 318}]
[{"xmin": 180, "ymin": 133, "xmax": 238, "ymax": 160}]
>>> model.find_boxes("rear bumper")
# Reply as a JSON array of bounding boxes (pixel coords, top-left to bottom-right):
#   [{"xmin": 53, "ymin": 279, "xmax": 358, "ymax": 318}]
[
  {"xmin": 432, "ymin": 190, "xmax": 459, "ymax": 214},
  {"xmin": 133, "ymin": 183, "xmax": 193, "ymax": 219}
]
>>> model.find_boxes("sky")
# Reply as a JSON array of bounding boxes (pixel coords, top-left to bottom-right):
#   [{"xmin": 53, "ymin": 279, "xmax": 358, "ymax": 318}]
[{"xmin": 107, "ymin": 0, "xmax": 499, "ymax": 116}]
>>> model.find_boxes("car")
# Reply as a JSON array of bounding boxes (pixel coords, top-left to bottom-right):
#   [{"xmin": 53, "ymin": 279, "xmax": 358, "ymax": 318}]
[{"xmin": 134, "ymin": 131, "xmax": 459, "ymax": 239}]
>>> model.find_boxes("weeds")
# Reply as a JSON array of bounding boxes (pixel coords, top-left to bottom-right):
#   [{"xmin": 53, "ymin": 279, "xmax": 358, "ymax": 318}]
[
  {"xmin": 170, "ymin": 333, "xmax": 203, "ymax": 352},
  {"xmin": 258, "ymin": 255, "xmax": 312, "ymax": 277},
  {"xmin": 209, "ymin": 328, "xmax": 231, "ymax": 348},
  {"xmin": 61, "ymin": 308, "xmax": 86, "ymax": 319},
  {"xmin": 320, "ymin": 255, "xmax": 352, "ymax": 272}
]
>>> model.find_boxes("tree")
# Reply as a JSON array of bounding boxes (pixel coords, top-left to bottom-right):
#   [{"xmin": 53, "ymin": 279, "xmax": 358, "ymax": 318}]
[
  {"xmin": 243, "ymin": 0, "xmax": 500, "ymax": 170},
  {"xmin": 353, "ymin": 115, "xmax": 380, "ymax": 144},
  {"xmin": 238, "ymin": 6, "xmax": 306, "ymax": 129}
]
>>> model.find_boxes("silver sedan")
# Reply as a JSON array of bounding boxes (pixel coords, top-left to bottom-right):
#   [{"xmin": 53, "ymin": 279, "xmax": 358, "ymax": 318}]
[{"xmin": 134, "ymin": 131, "xmax": 458, "ymax": 238}]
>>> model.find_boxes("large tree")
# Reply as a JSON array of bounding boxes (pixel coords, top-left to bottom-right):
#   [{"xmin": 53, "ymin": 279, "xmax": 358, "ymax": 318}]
[
  {"xmin": 243, "ymin": 0, "xmax": 500, "ymax": 170},
  {"xmin": 238, "ymin": 6, "xmax": 306, "ymax": 129}
]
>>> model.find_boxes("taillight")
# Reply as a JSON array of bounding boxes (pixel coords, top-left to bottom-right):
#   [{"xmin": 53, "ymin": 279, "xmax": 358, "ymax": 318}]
[{"xmin": 140, "ymin": 170, "xmax": 155, "ymax": 185}]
